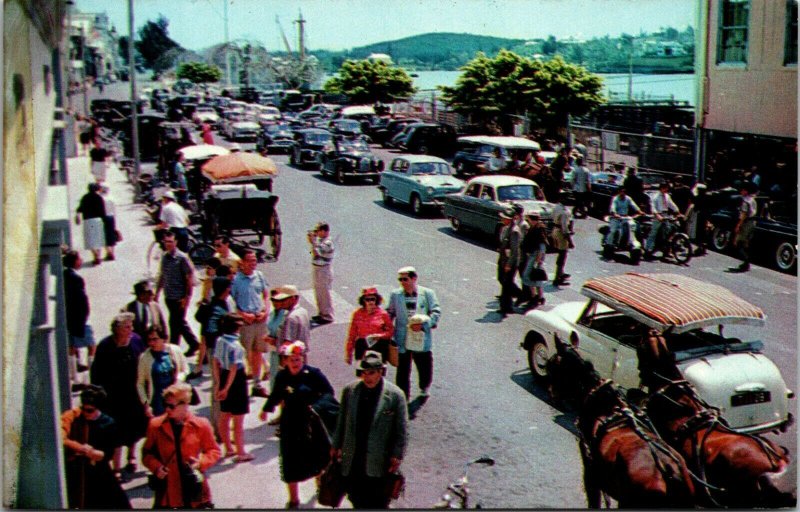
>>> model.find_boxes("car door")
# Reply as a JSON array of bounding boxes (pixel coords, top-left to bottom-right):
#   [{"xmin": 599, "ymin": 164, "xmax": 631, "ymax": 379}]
[
  {"xmin": 609, "ymin": 336, "xmax": 641, "ymax": 390},
  {"xmin": 473, "ymin": 185, "xmax": 501, "ymax": 235},
  {"xmin": 393, "ymin": 159, "xmax": 412, "ymax": 202},
  {"xmin": 573, "ymin": 302, "xmax": 617, "ymax": 379},
  {"xmin": 448, "ymin": 182, "xmax": 482, "ymax": 227},
  {"xmin": 381, "ymin": 158, "xmax": 400, "ymax": 194}
]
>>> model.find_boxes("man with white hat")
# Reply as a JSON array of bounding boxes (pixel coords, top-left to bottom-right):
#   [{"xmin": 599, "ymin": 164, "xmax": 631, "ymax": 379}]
[
  {"xmin": 159, "ymin": 190, "xmax": 191, "ymax": 252},
  {"xmin": 332, "ymin": 350, "xmax": 408, "ymax": 509},
  {"xmin": 386, "ymin": 266, "xmax": 441, "ymax": 400},
  {"xmin": 273, "ymin": 285, "xmax": 310, "ymax": 346}
]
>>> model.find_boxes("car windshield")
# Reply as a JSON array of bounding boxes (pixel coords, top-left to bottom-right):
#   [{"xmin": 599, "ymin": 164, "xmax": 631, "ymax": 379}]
[
  {"xmin": 497, "ymin": 184, "xmax": 542, "ymax": 201},
  {"xmin": 336, "ymin": 120, "xmax": 361, "ymax": 130},
  {"xmin": 411, "ymin": 162, "xmax": 451, "ymax": 175},
  {"xmin": 306, "ymin": 133, "xmax": 331, "ymax": 144},
  {"xmin": 341, "ymin": 139, "xmax": 369, "ymax": 151},
  {"xmin": 268, "ymin": 124, "xmax": 291, "ymax": 133}
]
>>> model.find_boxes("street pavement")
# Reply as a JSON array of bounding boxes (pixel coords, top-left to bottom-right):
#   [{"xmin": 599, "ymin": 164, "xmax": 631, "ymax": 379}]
[{"xmin": 66, "ymin": 81, "xmax": 797, "ymax": 508}]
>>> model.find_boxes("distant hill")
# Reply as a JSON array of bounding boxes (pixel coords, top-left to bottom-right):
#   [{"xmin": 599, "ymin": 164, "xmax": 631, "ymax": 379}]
[{"xmin": 331, "ymin": 32, "xmax": 526, "ymax": 70}]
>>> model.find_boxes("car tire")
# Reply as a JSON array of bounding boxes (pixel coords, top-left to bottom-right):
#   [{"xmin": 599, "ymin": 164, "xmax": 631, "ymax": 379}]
[
  {"xmin": 671, "ymin": 233, "xmax": 692, "ymax": 265},
  {"xmin": 336, "ymin": 167, "xmax": 347, "ymax": 185},
  {"xmin": 527, "ymin": 338, "xmax": 550, "ymax": 384},
  {"xmin": 410, "ymin": 194, "xmax": 423, "ymax": 216},
  {"xmin": 382, "ymin": 188, "xmax": 393, "ymax": 206},
  {"xmin": 289, "ymin": 149, "xmax": 298, "ymax": 166},
  {"xmin": 450, "ymin": 216, "xmax": 462, "ymax": 232},
  {"xmin": 775, "ymin": 241, "xmax": 797, "ymax": 272},
  {"xmin": 711, "ymin": 226, "xmax": 732, "ymax": 252}
]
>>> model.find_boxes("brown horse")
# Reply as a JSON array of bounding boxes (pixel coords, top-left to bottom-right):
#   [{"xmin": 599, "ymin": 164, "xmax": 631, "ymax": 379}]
[
  {"xmin": 642, "ymin": 335, "xmax": 793, "ymax": 507},
  {"xmin": 547, "ymin": 338, "xmax": 696, "ymax": 508}
]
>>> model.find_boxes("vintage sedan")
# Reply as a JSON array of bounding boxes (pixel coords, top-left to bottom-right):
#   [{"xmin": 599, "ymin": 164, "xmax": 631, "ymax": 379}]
[
  {"xmin": 288, "ymin": 128, "xmax": 333, "ymax": 169},
  {"xmin": 443, "ymin": 175, "xmax": 554, "ymax": 242},
  {"xmin": 520, "ymin": 272, "xmax": 794, "ymax": 434},
  {"xmin": 452, "ymin": 136, "xmax": 542, "ymax": 178},
  {"xmin": 320, "ymin": 137, "xmax": 384, "ymax": 184},
  {"xmin": 256, "ymin": 123, "xmax": 295, "ymax": 154},
  {"xmin": 379, "ymin": 155, "xmax": 465, "ymax": 215},
  {"xmin": 192, "ymin": 105, "xmax": 220, "ymax": 128}
]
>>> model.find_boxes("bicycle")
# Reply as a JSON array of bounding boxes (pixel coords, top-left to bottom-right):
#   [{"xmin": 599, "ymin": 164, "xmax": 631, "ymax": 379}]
[
  {"xmin": 433, "ymin": 456, "xmax": 495, "ymax": 509},
  {"xmin": 146, "ymin": 227, "xmax": 215, "ymax": 277}
]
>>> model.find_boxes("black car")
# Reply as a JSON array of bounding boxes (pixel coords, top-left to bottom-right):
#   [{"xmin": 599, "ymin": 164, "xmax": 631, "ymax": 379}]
[
  {"xmin": 708, "ymin": 193, "xmax": 797, "ymax": 272},
  {"xmin": 288, "ymin": 128, "xmax": 333, "ymax": 169},
  {"xmin": 320, "ymin": 137, "xmax": 385, "ymax": 184},
  {"xmin": 373, "ymin": 118, "xmax": 422, "ymax": 147},
  {"xmin": 328, "ymin": 119, "xmax": 364, "ymax": 139},
  {"xmin": 256, "ymin": 123, "xmax": 295, "ymax": 154},
  {"xmin": 399, "ymin": 123, "xmax": 458, "ymax": 156}
]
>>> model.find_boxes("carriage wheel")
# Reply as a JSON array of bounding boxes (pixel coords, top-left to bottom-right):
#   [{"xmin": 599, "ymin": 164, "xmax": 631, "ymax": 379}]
[
  {"xmin": 269, "ymin": 215, "xmax": 282, "ymax": 260},
  {"xmin": 146, "ymin": 241, "xmax": 164, "ymax": 277}
]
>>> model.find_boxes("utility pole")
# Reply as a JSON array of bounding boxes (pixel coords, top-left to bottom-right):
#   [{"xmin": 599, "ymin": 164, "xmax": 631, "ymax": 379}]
[
  {"xmin": 128, "ymin": 0, "xmax": 140, "ymax": 182},
  {"xmin": 224, "ymin": 0, "xmax": 231, "ymax": 87},
  {"xmin": 295, "ymin": 10, "xmax": 306, "ymax": 62}
]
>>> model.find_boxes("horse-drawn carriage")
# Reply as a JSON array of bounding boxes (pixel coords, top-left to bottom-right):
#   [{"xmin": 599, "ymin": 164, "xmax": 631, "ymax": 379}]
[{"xmin": 198, "ymin": 152, "xmax": 282, "ymax": 261}]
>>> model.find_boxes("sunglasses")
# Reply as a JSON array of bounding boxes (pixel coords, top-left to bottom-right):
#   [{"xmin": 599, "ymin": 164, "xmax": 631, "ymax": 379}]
[
  {"xmin": 81, "ymin": 406, "xmax": 97, "ymax": 413},
  {"xmin": 398, "ymin": 277, "xmax": 410, "ymax": 282},
  {"xmin": 164, "ymin": 401, "xmax": 187, "ymax": 410},
  {"xmin": 363, "ymin": 297, "xmax": 377, "ymax": 302}
]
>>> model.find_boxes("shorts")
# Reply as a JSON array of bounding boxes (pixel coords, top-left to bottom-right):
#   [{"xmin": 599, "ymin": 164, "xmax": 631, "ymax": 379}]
[
  {"xmin": 239, "ymin": 321, "xmax": 267, "ymax": 353},
  {"xmin": 69, "ymin": 324, "xmax": 96, "ymax": 348}
]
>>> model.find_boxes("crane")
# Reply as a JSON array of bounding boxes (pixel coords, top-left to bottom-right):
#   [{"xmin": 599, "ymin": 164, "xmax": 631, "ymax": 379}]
[{"xmin": 275, "ymin": 16, "xmax": 293, "ymax": 57}]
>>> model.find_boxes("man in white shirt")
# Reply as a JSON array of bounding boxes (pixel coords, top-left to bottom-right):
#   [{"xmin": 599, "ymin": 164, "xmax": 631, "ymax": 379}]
[
  {"xmin": 571, "ymin": 156, "xmax": 592, "ymax": 217},
  {"xmin": 159, "ymin": 190, "xmax": 191, "ymax": 252},
  {"xmin": 644, "ymin": 182, "xmax": 680, "ymax": 258},
  {"xmin": 308, "ymin": 222, "xmax": 335, "ymax": 324}
]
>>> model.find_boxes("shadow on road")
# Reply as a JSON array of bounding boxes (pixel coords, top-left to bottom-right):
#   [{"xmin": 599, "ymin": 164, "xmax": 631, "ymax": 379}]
[
  {"xmin": 509, "ymin": 369, "xmax": 579, "ymax": 437},
  {"xmin": 372, "ymin": 200, "xmax": 446, "ymax": 220},
  {"xmin": 435, "ymin": 226, "xmax": 496, "ymax": 251}
]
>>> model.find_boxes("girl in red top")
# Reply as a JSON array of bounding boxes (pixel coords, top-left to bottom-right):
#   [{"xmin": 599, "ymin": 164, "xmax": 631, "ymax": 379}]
[{"xmin": 344, "ymin": 286, "xmax": 394, "ymax": 364}]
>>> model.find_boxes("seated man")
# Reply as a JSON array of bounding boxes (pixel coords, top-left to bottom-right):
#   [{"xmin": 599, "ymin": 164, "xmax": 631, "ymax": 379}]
[
  {"xmin": 606, "ymin": 187, "xmax": 641, "ymax": 247},
  {"xmin": 645, "ymin": 181, "xmax": 681, "ymax": 258}
]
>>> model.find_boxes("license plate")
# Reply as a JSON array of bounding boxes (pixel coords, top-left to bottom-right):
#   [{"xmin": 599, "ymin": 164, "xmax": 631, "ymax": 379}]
[{"xmin": 731, "ymin": 391, "xmax": 771, "ymax": 407}]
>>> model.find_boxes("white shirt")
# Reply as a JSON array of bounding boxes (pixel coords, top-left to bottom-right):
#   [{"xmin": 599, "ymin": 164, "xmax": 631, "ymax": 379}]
[
  {"xmin": 160, "ymin": 201, "xmax": 189, "ymax": 228},
  {"xmin": 651, "ymin": 192, "xmax": 679, "ymax": 215},
  {"xmin": 572, "ymin": 166, "xmax": 590, "ymax": 193}
]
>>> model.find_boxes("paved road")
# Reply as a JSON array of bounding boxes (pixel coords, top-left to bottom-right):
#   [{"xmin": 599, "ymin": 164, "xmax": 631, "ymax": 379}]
[{"xmin": 88, "ymin": 82, "xmax": 796, "ymax": 508}]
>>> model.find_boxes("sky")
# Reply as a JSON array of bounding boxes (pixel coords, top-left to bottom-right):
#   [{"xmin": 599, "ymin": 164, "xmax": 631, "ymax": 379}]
[{"xmin": 75, "ymin": 0, "xmax": 697, "ymax": 52}]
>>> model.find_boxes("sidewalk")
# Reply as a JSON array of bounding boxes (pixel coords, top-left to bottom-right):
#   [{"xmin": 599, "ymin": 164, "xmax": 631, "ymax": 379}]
[{"xmin": 66, "ymin": 156, "xmax": 334, "ymax": 509}]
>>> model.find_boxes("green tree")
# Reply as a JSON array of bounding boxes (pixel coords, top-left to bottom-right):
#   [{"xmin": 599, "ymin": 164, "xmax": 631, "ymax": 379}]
[
  {"xmin": 135, "ymin": 16, "xmax": 182, "ymax": 74},
  {"xmin": 323, "ymin": 59, "xmax": 416, "ymax": 104},
  {"xmin": 440, "ymin": 50, "xmax": 605, "ymax": 134},
  {"xmin": 176, "ymin": 62, "xmax": 222, "ymax": 84}
]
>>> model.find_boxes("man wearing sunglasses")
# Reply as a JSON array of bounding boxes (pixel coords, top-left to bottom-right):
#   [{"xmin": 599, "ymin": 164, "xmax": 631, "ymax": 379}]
[{"xmin": 386, "ymin": 267, "xmax": 441, "ymax": 400}]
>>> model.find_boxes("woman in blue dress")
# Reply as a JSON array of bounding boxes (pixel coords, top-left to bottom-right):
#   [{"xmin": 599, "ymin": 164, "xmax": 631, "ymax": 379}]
[{"xmin": 137, "ymin": 326, "xmax": 189, "ymax": 417}]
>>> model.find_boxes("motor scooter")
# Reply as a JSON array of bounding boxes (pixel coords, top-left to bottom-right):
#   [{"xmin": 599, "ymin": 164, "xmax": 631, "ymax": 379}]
[
  {"xmin": 598, "ymin": 215, "xmax": 642, "ymax": 264},
  {"xmin": 638, "ymin": 214, "xmax": 692, "ymax": 265}
]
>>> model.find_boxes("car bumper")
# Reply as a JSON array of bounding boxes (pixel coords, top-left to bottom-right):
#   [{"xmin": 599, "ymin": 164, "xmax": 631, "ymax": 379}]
[{"xmin": 232, "ymin": 132, "xmax": 258, "ymax": 140}]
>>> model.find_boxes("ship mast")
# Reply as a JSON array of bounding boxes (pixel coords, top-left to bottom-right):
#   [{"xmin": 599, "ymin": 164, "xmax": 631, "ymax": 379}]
[{"xmin": 294, "ymin": 10, "xmax": 306, "ymax": 63}]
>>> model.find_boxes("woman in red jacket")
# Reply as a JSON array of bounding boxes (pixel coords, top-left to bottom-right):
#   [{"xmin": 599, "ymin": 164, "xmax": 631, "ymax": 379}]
[
  {"xmin": 142, "ymin": 382, "xmax": 221, "ymax": 508},
  {"xmin": 344, "ymin": 286, "xmax": 394, "ymax": 365}
]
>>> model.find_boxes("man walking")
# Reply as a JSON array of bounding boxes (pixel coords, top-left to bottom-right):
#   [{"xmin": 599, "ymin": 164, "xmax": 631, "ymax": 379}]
[
  {"xmin": 496, "ymin": 206, "xmax": 522, "ymax": 317},
  {"xmin": 275, "ymin": 285, "xmax": 311, "ymax": 346},
  {"xmin": 387, "ymin": 267, "xmax": 441, "ymax": 399},
  {"xmin": 308, "ymin": 222, "xmax": 335, "ymax": 324},
  {"xmin": 551, "ymin": 192, "xmax": 573, "ymax": 286},
  {"xmin": 230, "ymin": 249, "xmax": 270, "ymax": 397},
  {"xmin": 731, "ymin": 182, "xmax": 758, "ymax": 272},
  {"xmin": 571, "ymin": 156, "xmax": 591, "ymax": 217},
  {"xmin": 125, "ymin": 280, "xmax": 167, "ymax": 340},
  {"xmin": 63, "ymin": 249, "xmax": 96, "ymax": 392},
  {"xmin": 213, "ymin": 235, "xmax": 241, "ymax": 273},
  {"xmin": 158, "ymin": 190, "xmax": 191, "ymax": 252},
  {"xmin": 154, "ymin": 231, "xmax": 200, "ymax": 356},
  {"xmin": 332, "ymin": 351, "xmax": 408, "ymax": 509}
]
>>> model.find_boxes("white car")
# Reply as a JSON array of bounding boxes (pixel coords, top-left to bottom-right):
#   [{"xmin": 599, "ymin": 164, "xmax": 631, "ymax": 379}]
[
  {"xmin": 193, "ymin": 106, "xmax": 220, "ymax": 128},
  {"xmin": 379, "ymin": 155, "xmax": 465, "ymax": 215},
  {"xmin": 520, "ymin": 272, "xmax": 794, "ymax": 434},
  {"xmin": 256, "ymin": 106, "xmax": 282, "ymax": 126}
]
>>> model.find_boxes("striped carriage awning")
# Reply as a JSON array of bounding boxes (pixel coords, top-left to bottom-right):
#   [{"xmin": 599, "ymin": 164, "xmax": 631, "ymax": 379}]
[{"xmin": 581, "ymin": 273, "xmax": 766, "ymax": 334}]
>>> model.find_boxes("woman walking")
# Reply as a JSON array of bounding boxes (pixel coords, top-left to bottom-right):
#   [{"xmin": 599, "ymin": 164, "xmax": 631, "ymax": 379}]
[
  {"xmin": 137, "ymin": 326, "xmax": 189, "ymax": 418},
  {"xmin": 75, "ymin": 183, "xmax": 107, "ymax": 266},
  {"xmin": 212, "ymin": 313, "xmax": 253, "ymax": 462},
  {"xmin": 90, "ymin": 313, "xmax": 148, "ymax": 479},
  {"xmin": 142, "ymin": 382, "xmax": 221, "ymax": 509},
  {"xmin": 259, "ymin": 341, "xmax": 334, "ymax": 508},
  {"xmin": 344, "ymin": 286, "xmax": 394, "ymax": 364},
  {"xmin": 521, "ymin": 212, "xmax": 548, "ymax": 309}
]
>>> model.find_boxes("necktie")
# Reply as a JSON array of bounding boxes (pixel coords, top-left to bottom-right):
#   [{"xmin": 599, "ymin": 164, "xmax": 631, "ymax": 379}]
[{"xmin": 141, "ymin": 303, "xmax": 149, "ymax": 328}]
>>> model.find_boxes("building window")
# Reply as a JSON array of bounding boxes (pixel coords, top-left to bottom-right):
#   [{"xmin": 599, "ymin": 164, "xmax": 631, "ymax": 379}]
[
  {"xmin": 786, "ymin": 0, "xmax": 798, "ymax": 65},
  {"xmin": 717, "ymin": 0, "xmax": 749, "ymax": 64}
]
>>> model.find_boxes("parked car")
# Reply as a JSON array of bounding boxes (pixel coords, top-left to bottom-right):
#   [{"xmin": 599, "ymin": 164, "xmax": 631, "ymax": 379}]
[
  {"xmin": 288, "ymin": 128, "xmax": 333, "ymax": 169},
  {"xmin": 387, "ymin": 122, "xmax": 425, "ymax": 149},
  {"xmin": 379, "ymin": 155, "xmax": 465, "ymax": 216},
  {"xmin": 223, "ymin": 114, "xmax": 260, "ymax": 141},
  {"xmin": 320, "ymin": 137, "xmax": 384, "ymax": 184},
  {"xmin": 373, "ymin": 117, "xmax": 422, "ymax": 147},
  {"xmin": 443, "ymin": 175, "xmax": 555, "ymax": 243},
  {"xmin": 256, "ymin": 123, "xmax": 295, "ymax": 154},
  {"xmin": 520, "ymin": 272, "xmax": 794, "ymax": 434},
  {"xmin": 585, "ymin": 171, "xmax": 626, "ymax": 215},
  {"xmin": 255, "ymin": 105, "xmax": 282, "ymax": 127},
  {"xmin": 708, "ymin": 194, "xmax": 798, "ymax": 272},
  {"xmin": 298, "ymin": 103, "xmax": 341, "ymax": 120},
  {"xmin": 397, "ymin": 123, "xmax": 458, "ymax": 156},
  {"xmin": 452, "ymin": 136, "xmax": 542, "ymax": 178},
  {"xmin": 192, "ymin": 105, "xmax": 220, "ymax": 128}
]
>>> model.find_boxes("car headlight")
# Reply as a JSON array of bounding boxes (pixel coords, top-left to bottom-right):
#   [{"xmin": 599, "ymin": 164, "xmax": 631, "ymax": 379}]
[{"xmin": 426, "ymin": 186, "xmax": 435, "ymax": 195}]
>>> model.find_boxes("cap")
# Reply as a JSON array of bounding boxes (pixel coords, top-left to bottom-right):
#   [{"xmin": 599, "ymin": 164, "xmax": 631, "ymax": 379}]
[
  {"xmin": 356, "ymin": 350, "xmax": 386, "ymax": 374},
  {"xmin": 397, "ymin": 266, "xmax": 416, "ymax": 276},
  {"xmin": 133, "ymin": 279, "xmax": 154, "ymax": 295},
  {"xmin": 273, "ymin": 284, "xmax": 299, "ymax": 300},
  {"xmin": 162, "ymin": 190, "xmax": 176, "ymax": 201}
]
